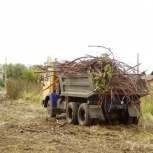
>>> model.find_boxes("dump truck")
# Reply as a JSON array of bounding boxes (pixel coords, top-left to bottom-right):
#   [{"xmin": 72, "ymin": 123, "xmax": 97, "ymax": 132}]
[{"xmin": 42, "ymin": 68, "xmax": 148, "ymax": 126}]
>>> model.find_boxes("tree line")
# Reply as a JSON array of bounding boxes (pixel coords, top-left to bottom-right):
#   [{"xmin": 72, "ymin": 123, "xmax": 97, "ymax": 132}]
[
  {"xmin": 2, "ymin": 63, "xmax": 39, "ymax": 83},
  {"xmin": 0, "ymin": 57, "xmax": 59, "ymax": 88}
]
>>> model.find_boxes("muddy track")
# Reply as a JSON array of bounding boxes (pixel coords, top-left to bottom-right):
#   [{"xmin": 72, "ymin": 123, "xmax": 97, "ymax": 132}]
[{"xmin": 0, "ymin": 92, "xmax": 153, "ymax": 153}]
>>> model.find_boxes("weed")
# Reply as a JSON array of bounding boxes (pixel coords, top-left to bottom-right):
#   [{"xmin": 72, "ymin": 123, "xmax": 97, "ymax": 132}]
[{"xmin": 6, "ymin": 79, "xmax": 42, "ymax": 103}]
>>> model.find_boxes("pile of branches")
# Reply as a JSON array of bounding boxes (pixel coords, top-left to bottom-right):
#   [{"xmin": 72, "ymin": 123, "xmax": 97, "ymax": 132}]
[{"xmin": 55, "ymin": 51, "xmax": 148, "ymax": 97}]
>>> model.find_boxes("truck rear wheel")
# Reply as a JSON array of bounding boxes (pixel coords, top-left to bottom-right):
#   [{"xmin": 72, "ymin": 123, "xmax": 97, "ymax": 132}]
[
  {"xmin": 122, "ymin": 111, "xmax": 133, "ymax": 125},
  {"xmin": 133, "ymin": 116, "xmax": 139, "ymax": 124},
  {"xmin": 66, "ymin": 102, "xmax": 78, "ymax": 125},
  {"xmin": 78, "ymin": 103, "xmax": 92, "ymax": 126},
  {"xmin": 47, "ymin": 100, "xmax": 56, "ymax": 118}
]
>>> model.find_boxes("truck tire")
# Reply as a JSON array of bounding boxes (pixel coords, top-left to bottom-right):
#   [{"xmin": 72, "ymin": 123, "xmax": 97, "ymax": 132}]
[
  {"xmin": 122, "ymin": 111, "xmax": 133, "ymax": 125},
  {"xmin": 133, "ymin": 116, "xmax": 139, "ymax": 124},
  {"xmin": 66, "ymin": 102, "xmax": 78, "ymax": 125},
  {"xmin": 78, "ymin": 103, "xmax": 92, "ymax": 126},
  {"xmin": 47, "ymin": 100, "xmax": 56, "ymax": 118}
]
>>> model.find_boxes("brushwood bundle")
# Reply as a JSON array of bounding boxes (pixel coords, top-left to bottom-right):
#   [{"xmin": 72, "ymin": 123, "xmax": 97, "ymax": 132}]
[{"xmin": 54, "ymin": 51, "xmax": 148, "ymax": 97}]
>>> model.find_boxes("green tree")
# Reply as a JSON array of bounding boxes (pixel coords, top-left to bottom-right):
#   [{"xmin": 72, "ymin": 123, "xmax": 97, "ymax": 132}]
[
  {"xmin": 22, "ymin": 66, "xmax": 39, "ymax": 82},
  {"xmin": 3, "ymin": 63, "xmax": 26, "ymax": 79},
  {"xmin": 3, "ymin": 64, "xmax": 39, "ymax": 82}
]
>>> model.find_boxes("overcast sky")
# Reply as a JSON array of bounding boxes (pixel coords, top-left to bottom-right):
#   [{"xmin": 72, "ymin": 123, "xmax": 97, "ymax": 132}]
[{"xmin": 0, "ymin": 0, "xmax": 153, "ymax": 73}]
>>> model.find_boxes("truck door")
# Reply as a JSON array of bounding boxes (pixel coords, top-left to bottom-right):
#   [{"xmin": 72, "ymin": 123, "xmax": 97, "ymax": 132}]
[{"xmin": 43, "ymin": 72, "xmax": 51, "ymax": 100}]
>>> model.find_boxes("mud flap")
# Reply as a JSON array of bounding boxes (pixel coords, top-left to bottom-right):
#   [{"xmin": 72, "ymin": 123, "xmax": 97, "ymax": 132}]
[
  {"xmin": 128, "ymin": 104, "xmax": 141, "ymax": 117},
  {"xmin": 89, "ymin": 105, "xmax": 105, "ymax": 120},
  {"xmin": 52, "ymin": 108, "xmax": 60, "ymax": 115}
]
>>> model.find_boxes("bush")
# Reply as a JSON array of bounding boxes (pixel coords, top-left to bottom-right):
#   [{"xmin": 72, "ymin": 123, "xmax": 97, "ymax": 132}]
[
  {"xmin": 6, "ymin": 79, "xmax": 42, "ymax": 101},
  {"xmin": 141, "ymin": 87, "xmax": 153, "ymax": 121},
  {"xmin": 22, "ymin": 82, "xmax": 42, "ymax": 103},
  {"xmin": 22, "ymin": 91, "xmax": 42, "ymax": 103},
  {"xmin": 6, "ymin": 79, "xmax": 25, "ymax": 99},
  {"xmin": 0, "ymin": 79, "xmax": 4, "ymax": 88}
]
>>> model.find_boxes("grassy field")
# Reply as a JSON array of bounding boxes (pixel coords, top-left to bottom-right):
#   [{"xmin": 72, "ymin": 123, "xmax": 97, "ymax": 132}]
[{"xmin": 1, "ymin": 90, "xmax": 153, "ymax": 153}]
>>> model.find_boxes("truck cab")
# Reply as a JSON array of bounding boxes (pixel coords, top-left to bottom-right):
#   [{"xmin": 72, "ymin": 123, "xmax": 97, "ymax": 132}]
[{"xmin": 42, "ymin": 69, "xmax": 59, "ymax": 117}]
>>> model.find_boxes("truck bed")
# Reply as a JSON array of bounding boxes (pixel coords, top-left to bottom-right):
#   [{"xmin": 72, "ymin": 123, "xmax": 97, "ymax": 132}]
[
  {"xmin": 59, "ymin": 73, "xmax": 148, "ymax": 98},
  {"xmin": 59, "ymin": 73, "xmax": 95, "ymax": 98}
]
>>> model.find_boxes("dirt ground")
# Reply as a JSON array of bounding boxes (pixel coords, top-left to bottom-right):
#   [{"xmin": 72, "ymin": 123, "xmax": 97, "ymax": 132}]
[{"xmin": 1, "ymin": 92, "xmax": 153, "ymax": 153}]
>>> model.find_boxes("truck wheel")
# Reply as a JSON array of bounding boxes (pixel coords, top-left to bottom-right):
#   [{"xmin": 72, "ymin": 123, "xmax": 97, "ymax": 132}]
[
  {"xmin": 78, "ymin": 103, "xmax": 92, "ymax": 126},
  {"xmin": 122, "ymin": 111, "xmax": 133, "ymax": 125},
  {"xmin": 47, "ymin": 100, "xmax": 56, "ymax": 118},
  {"xmin": 133, "ymin": 116, "xmax": 139, "ymax": 124},
  {"xmin": 66, "ymin": 102, "xmax": 78, "ymax": 125}
]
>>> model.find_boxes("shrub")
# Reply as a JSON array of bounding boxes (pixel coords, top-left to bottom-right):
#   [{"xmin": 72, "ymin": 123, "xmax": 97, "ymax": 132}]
[
  {"xmin": 22, "ymin": 91, "xmax": 42, "ymax": 103},
  {"xmin": 0, "ymin": 79, "xmax": 4, "ymax": 88},
  {"xmin": 141, "ymin": 87, "xmax": 153, "ymax": 121},
  {"xmin": 6, "ymin": 79, "xmax": 25, "ymax": 99},
  {"xmin": 6, "ymin": 79, "xmax": 42, "ymax": 101}
]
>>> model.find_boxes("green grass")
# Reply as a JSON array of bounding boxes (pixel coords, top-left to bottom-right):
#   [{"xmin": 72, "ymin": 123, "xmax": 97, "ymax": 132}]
[
  {"xmin": 141, "ymin": 87, "xmax": 153, "ymax": 122},
  {"xmin": 22, "ymin": 91, "xmax": 42, "ymax": 104},
  {"xmin": 0, "ymin": 87, "xmax": 5, "ymax": 91},
  {"xmin": 6, "ymin": 78, "xmax": 42, "ymax": 103}
]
